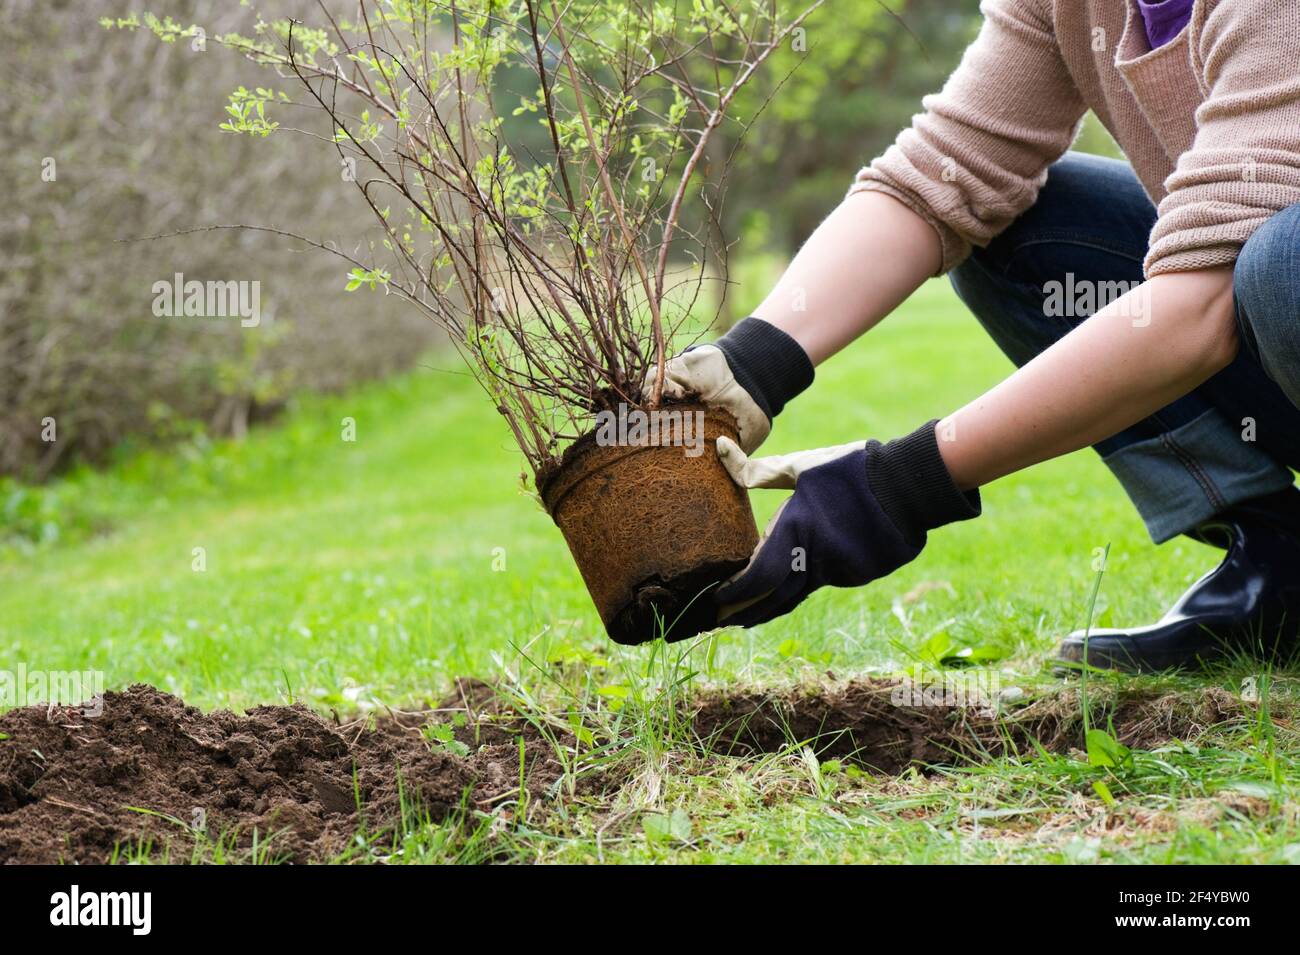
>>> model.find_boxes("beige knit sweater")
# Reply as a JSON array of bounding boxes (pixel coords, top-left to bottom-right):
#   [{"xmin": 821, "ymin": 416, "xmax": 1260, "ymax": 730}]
[{"xmin": 850, "ymin": 0, "xmax": 1300, "ymax": 278}]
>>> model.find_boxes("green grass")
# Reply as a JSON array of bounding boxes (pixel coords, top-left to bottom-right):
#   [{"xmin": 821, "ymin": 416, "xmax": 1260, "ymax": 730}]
[{"xmin": 3, "ymin": 279, "xmax": 1298, "ymax": 863}]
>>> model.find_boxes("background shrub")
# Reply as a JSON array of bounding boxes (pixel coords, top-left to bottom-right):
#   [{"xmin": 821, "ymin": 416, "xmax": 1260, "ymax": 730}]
[{"xmin": 0, "ymin": 0, "xmax": 436, "ymax": 480}]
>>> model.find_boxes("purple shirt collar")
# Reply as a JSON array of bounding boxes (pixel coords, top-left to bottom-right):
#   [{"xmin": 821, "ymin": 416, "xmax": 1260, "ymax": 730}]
[{"xmin": 1137, "ymin": 0, "xmax": 1195, "ymax": 50}]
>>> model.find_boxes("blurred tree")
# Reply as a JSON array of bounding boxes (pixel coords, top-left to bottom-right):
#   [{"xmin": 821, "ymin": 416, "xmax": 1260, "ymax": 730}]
[
  {"xmin": 663, "ymin": 2, "xmax": 1121, "ymax": 325},
  {"xmin": 668, "ymin": 0, "xmax": 983, "ymax": 325},
  {"xmin": 0, "ymin": 0, "xmax": 434, "ymax": 479},
  {"xmin": 723, "ymin": 1, "xmax": 978, "ymax": 247}
]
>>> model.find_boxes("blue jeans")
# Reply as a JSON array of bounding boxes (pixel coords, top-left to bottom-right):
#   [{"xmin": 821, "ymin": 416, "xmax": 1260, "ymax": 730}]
[{"xmin": 950, "ymin": 152, "xmax": 1300, "ymax": 542}]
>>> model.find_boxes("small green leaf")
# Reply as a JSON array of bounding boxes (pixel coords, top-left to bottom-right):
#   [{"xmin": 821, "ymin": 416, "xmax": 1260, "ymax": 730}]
[
  {"xmin": 916, "ymin": 631, "xmax": 956, "ymax": 665},
  {"xmin": 1085, "ymin": 728, "xmax": 1129, "ymax": 769},
  {"xmin": 422, "ymin": 722, "xmax": 469, "ymax": 758},
  {"xmin": 1092, "ymin": 780, "xmax": 1116, "ymax": 807},
  {"xmin": 643, "ymin": 808, "xmax": 691, "ymax": 844}
]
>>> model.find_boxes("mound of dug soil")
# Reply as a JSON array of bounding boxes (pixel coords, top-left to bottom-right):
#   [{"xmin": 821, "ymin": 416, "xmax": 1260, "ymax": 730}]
[
  {"xmin": 0, "ymin": 683, "xmax": 562, "ymax": 864},
  {"xmin": 692, "ymin": 679, "xmax": 1244, "ymax": 774},
  {"xmin": 0, "ymin": 676, "xmax": 1254, "ymax": 863}
]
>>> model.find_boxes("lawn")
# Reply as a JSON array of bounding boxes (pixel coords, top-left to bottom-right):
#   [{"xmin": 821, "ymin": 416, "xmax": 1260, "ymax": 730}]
[{"xmin": 3, "ymin": 279, "xmax": 1297, "ymax": 863}]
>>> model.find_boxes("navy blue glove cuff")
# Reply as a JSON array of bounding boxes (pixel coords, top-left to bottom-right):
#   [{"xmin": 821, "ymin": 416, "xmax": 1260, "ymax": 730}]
[
  {"xmin": 866, "ymin": 420, "xmax": 982, "ymax": 545},
  {"xmin": 709, "ymin": 317, "xmax": 814, "ymax": 419}
]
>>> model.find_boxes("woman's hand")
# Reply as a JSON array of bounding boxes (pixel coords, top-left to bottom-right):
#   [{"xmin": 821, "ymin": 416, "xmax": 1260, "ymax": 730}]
[
  {"xmin": 653, "ymin": 344, "xmax": 772, "ymax": 453},
  {"xmin": 649, "ymin": 317, "xmax": 815, "ymax": 454},
  {"xmin": 651, "ymin": 190, "xmax": 941, "ymax": 455},
  {"xmin": 715, "ymin": 422, "xmax": 981, "ymax": 627}
]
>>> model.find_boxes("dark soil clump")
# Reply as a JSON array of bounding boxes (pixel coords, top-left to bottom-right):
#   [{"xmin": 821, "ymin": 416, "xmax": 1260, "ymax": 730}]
[
  {"xmin": 0, "ymin": 684, "xmax": 565, "ymax": 864},
  {"xmin": 691, "ymin": 678, "xmax": 1245, "ymax": 774}
]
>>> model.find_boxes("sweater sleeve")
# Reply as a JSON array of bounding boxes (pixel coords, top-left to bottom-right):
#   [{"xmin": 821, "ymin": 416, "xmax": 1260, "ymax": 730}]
[
  {"xmin": 1144, "ymin": 4, "xmax": 1300, "ymax": 276},
  {"xmin": 847, "ymin": 0, "xmax": 1086, "ymax": 274}
]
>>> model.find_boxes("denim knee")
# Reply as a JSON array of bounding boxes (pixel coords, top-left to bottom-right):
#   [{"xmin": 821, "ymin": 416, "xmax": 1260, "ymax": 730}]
[
  {"xmin": 1234, "ymin": 203, "xmax": 1300, "ymax": 408},
  {"xmin": 948, "ymin": 249, "xmax": 1040, "ymax": 366},
  {"xmin": 948, "ymin": 248, "xmax": 999, "ymax": 317}
]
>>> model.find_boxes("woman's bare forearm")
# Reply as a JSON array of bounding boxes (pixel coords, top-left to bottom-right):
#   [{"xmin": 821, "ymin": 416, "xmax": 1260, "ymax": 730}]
[
  {"xmin": 751, "ymin": 191, "xmax": 941, "ymax": 364},
  {"xmin": 936, "ymin": 268, "xmax": 1240, "ymax": 490},
  {"xmin": 750, "ymin": 193, "xmax": 1238, "ymax": 498}
]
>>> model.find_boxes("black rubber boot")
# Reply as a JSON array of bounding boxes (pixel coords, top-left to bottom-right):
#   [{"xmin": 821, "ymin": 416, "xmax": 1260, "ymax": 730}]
[{"xmin": 1055, "ymin": 487, "xmax": 1300, "ymax": 673}]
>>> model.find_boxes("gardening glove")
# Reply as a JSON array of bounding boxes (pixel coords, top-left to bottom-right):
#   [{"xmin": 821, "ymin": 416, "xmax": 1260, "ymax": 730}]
[
  {"xmin": 649, "ymin": 317, "xmax": 814, "ymax": 453},
  {"xmin": 714, "ymin": 420, "xmax": 981, "ymax": 628}
]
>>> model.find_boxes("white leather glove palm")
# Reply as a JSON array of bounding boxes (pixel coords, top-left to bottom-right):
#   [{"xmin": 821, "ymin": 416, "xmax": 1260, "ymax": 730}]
[
  {"xmin": 715, "ymin": 435, "xmax": 867, "ymax": 488},
  {"xmin": 710, "ymin": 422, "xmax": 981, "ymax": 629},
  {"xmin": 656, "ymin": 346, "xmax": 770, "ymax": 453},
  {"xmin": 646, "ymin": 317, "xmax": 816, "ymax": 454}
]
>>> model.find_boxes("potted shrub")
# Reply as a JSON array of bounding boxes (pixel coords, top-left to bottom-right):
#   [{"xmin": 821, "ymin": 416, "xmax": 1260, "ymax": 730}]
[{"xmin": 110, "ymin": 0, "xmax": 820, "ymax": 643}]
